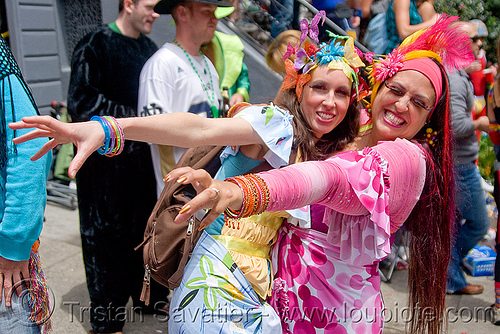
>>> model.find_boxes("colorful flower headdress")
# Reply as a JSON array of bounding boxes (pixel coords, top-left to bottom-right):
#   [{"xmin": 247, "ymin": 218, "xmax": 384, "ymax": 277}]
[
  {"xmin": 281, "ymin": 11, "xmax": 366, "ymax": 102},
  {"xmin": 370, "ymin": 15, "xmax": 475, "ymax": 106}
]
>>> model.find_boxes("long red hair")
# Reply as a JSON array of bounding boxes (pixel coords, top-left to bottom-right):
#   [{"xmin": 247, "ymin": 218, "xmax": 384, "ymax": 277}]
[{"xmin": 405, "ymin": 59, "xmax": 453, "ymax": 334}]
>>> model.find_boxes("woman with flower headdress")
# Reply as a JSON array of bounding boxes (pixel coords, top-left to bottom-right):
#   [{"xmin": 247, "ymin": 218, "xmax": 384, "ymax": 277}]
[
  {"xmin": 9, "ymin": 12, "xmax": 367, "ymax": 332},
  {"xmin": 162, "ymin": 15, "xmax": 473, "ymax": 333}
]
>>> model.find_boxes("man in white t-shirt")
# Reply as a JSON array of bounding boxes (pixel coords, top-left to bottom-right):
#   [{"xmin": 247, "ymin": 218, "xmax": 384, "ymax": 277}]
[{"xmin": 138, "ymin": 0, "xmax": 233, "ymax": 196}]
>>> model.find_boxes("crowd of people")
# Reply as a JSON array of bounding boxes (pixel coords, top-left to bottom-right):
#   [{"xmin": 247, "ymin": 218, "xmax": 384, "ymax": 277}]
[
  {"xmin": 2, "ymin": 0, "xmax": 500, "ymax": 333},
  {"xmin": 230, "ymin": 0, "xmax": 440, "ymax": 52}
]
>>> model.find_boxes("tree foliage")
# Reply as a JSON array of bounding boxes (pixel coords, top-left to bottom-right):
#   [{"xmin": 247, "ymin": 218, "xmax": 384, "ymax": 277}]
[{"xmin": 435, "ymin": 0, "xmax": 500, "ymax": 64}]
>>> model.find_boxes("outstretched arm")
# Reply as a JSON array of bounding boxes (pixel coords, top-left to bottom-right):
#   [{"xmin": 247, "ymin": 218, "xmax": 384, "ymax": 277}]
[
  {"xmin": 170, "ymin": 140, "xmax": 425, "ymax": 230},
  {"xmin": 9, "ymin": 112, "xmax": 263, "ymax": 178},
  {"xmin": 167, "ymin": 158, "xmax": 363, "ymax": 229}
]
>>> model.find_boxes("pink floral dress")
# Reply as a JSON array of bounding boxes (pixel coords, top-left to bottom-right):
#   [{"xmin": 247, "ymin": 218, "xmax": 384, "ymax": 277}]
[{"xmin": 262, "ymin": 139, "xmax": 426, "ymax": 333}]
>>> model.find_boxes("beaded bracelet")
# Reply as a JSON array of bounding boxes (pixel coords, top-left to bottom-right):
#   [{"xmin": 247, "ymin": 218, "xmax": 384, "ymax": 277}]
[
  {"xmin": 244, "ymin": 174, "xmax": 263, "ymax": 215},
  {"xmin": 225, "ymin": 176, "xmax": 249, "ymax": 219},
  {"xmin": 244, "ymin": 176, "xmax": 259, "ymax": 216},
  {"xmin": 90, "ymin": 116, "xmax": 125, "ymax": 157},
  {"xmin": 353, "ymin": 8, "xmax": 362, "ymax": 18},
  {"xmin": 247, "ymin": 174, "xmax": 270, "ymax": 214},
  {"xmin": 224, "ymin": 174, "xmax": 270, "ymax": 219},
  {"xmin": 227, "ymin": 102, "xmax": 251, "ymax": 118}
]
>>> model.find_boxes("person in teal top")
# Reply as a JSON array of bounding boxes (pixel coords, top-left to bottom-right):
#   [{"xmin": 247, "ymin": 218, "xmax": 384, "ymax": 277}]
[
  {"xmin": 384, "ymin": 0, "xmax": 438, "ymax": 54},
  {"xmin": 202, "ymin": 31, "xmax": 251, "ymax": 109},
  {"xmin": 0, "ymin": 36, "xmax": 51, "ymax": 333}
]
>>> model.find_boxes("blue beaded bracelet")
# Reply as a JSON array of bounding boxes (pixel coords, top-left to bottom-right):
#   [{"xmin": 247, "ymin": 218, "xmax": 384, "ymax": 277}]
[
  {"xmin": 100, "ymin": 116, "xmax": 116, "ymax": 155},
  {"xmin": 90, "ymin": 115, "xmax": 111, "ymax": 155},
  {"xmin": 353, "ymin": 8, "xmax": 362, "ymax": 18}
]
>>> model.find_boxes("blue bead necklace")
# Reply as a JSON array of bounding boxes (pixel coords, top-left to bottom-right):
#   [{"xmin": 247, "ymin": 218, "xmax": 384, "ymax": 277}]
[{"xmin": 173, "ymin": 40, "xmax": 219, "ymax": 118}]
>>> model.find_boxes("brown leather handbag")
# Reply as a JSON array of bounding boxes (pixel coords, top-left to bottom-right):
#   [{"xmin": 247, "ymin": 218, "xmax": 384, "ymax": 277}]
[{"xmin": 136, "ymin": 145, "xmax": 224, "ymax": 304}]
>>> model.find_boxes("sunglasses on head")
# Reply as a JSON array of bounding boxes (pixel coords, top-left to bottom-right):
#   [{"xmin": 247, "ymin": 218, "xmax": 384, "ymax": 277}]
[{"xmin": 471, "ymin": 35, "xmax": 482, "ymax": 43}]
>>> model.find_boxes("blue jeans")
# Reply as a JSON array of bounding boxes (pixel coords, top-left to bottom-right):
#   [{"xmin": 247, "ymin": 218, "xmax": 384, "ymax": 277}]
[
  {"xmin": 447, "ymin": 162, "xmax": 491, "ymax": 292},
  {"xmin": 0, "ymin": 290, "xmax": 41, "ymax": 334},
  {"xmin": 269, "ymin": 0, "xmax": 299, "ymax": 38}
]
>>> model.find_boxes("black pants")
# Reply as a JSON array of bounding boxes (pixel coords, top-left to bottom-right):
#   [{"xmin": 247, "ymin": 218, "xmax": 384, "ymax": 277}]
[{"xmin": 77, "ymin": 143, "xmax": 169, "ymax": 333}]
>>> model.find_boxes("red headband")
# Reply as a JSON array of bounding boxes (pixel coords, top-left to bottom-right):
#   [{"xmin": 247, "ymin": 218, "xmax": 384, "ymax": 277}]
[{"xmin": 400, "ymin": 58, "xmax": 443, "ymax": 110}]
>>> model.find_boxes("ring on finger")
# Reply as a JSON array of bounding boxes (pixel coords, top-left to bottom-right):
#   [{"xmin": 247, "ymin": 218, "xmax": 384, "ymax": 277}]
[{"xmin": 211, "ymin": 187, "xmax": 220, "ymax": 200}]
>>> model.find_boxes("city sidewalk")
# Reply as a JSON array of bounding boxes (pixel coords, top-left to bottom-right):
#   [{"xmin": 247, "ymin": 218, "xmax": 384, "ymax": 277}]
[
  {"xmin": 40, "ymin": 202, "xmax": 498, "ymax": 333},
  {"xmin": 40, "ymin": 203, "xmax": 165, "ymax": 334}
]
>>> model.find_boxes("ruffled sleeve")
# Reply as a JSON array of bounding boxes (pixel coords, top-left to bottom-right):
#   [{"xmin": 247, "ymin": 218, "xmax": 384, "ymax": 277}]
[
  {"xmin": 326, "ymin": 144, "xmax": 392, "ymax": 260},
  {"xmin": 331, "ymin": 144, "xmax": 390, "ymax": 222},
  {"xmin": 220, "ymin": 104, "xmax": 294, "ymax": 168},
  {"xmin": 324, "ymin": 138, "xmax": 425, "ymax": 261}
]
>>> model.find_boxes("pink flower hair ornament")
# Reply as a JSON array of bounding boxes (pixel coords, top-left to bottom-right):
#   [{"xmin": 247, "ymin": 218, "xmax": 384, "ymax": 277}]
[
  {"xmin": 372, "ymin": 52, "xmax": 405, "ymax": 83},
  {"xmin": 370, "ymin": 15, "xmax": 475, "ymax": 109}
]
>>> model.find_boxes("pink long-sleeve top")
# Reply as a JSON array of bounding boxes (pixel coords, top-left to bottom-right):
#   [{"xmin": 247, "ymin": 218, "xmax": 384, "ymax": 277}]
[{"xmin": 260, "ymin": 138, "xmax": 426, "ymax": 260}]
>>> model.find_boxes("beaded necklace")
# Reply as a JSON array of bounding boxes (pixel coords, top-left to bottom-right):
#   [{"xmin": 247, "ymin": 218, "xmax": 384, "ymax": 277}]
[{"xmin": 173, "ymin": 40, "xmax": 219, "ymax": 118}]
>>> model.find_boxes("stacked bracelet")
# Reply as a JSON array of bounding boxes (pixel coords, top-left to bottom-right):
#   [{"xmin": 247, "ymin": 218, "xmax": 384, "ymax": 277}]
[
  {"xmin": 90, "ymin": 116, "xmax": 125, "ymax": 157},
  {"xmin": 227, "ymin": 102, "xmax": 251, "ymax": 118},
  {"xmin": 224, "ymin": 174, "xmax": 270, "ymax": 219}
]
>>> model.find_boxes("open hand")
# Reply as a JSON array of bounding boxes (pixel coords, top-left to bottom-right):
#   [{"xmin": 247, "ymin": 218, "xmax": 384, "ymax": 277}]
[
  {"xmin": 166, "ymin": 167, "xmax": 243, "ymax": 230},
  {"xmin": 8, "ymin": 116, "xmax": 105, "ymax": 178}
]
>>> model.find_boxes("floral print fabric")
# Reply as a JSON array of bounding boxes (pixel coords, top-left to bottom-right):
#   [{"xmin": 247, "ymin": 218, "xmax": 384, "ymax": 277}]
[
  {"xmin": 270, "ymin": 147, "xmax": 392, "ymax": 333},
  {"xmin": 169, "ymin": 232, "xmax": 282, "ymax": 333}
]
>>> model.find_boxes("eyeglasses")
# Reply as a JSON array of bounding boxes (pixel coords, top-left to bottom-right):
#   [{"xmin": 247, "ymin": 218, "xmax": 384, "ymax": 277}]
[{"xmin": 384, "ymin": 81, "xmax": 434, "ymax": 112}]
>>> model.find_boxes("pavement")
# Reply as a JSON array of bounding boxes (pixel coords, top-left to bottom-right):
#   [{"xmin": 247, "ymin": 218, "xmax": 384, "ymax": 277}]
[{"xmin": 40, "ymin": 202, "xmax": 498, "ymax": 333}]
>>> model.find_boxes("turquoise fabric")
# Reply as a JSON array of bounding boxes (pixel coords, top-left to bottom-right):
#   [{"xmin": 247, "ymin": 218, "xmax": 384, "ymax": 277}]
[
  {"xmin": 384, "ymin": 0, "xmax": 422, "ymax": 54},
  {"xmin": 0, "ymin": 74, "xmax": 51, "ymax": 261},
  {"xmin": 216, "ymin": 150, "xmax": 261, "ymax": 182}
]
